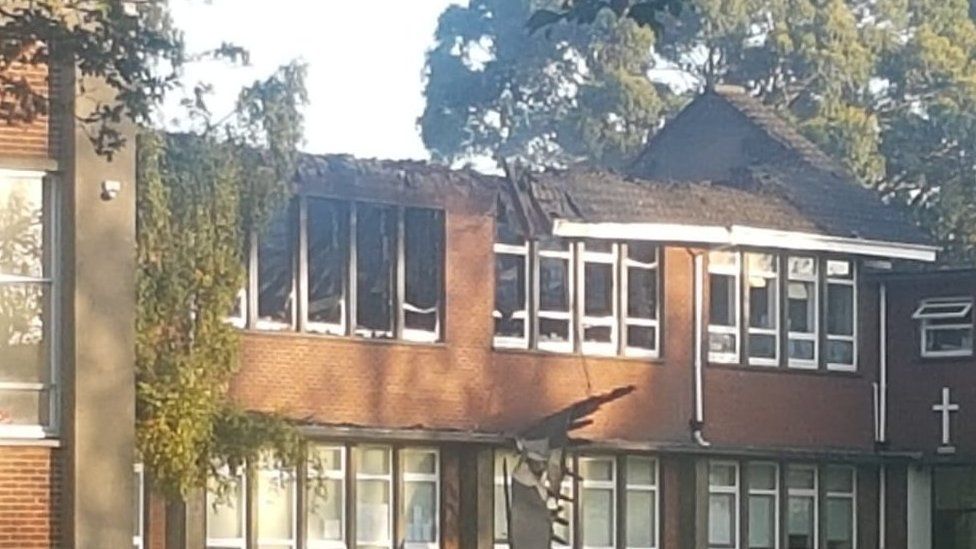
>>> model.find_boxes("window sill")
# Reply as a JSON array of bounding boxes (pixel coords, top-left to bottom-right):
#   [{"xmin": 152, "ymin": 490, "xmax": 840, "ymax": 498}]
[
  {"xmin": 0, "ymin": 434, "xmax": 61, "ymax": 448},
  {"xmin": 707, "ymin": 362, "xmax": 861, "ymax": 378},
  {"xmin": 492, "ymin": 345, "xmax": 664, "ymax": 364},
  {"xmin": 240, "ymin": 328, "xmax": 447, "ymax": 349}
]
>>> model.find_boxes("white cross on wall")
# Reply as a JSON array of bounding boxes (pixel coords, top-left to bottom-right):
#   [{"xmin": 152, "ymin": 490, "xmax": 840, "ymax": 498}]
[{"xmin": 932, "ymin": 387, "xmax": 960, "ymax": 449}]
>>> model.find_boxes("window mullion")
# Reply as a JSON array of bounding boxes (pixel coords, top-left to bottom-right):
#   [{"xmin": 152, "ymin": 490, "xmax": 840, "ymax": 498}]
[{"xmin": 396, "ymin": 207, "xmax": 406, "ymax": 340}]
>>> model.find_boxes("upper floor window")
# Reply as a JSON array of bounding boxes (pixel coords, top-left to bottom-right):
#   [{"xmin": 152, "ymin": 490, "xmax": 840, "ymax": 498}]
[
  {"xmin": 914, "ymin": 297, "xmax": 974, "ymax": 358},
  {"xmin": 0, "ymin": 169, "xmax": 56, "ymax": 438},
  {"xmin": 707, "ymin": 251, "xmax": 857, "ymax": 371},
  {"xmin": 240, "ymin": 198, "xmax": 445, "ymax": 343}
]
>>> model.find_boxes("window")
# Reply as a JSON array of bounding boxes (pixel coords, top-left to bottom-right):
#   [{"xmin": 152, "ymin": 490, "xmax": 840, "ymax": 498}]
[
  {"xmin": 786, "ymin": 466, "xmax": 817, "ymax": 549},
  {"xmin": 623, "ymin": 243, "xmax": 659, "ymax": 357},
  {"xmin": 625, "ymin": 457, "xmax": 659, "ymax": 549},
  {"xmin": 134, "ymin": 464, "xmax": 145, "ymax": 549},
  {"xmin": 403, "ymin": 209, "xmax": 444, "ymax": 342},
  {"xmin": 207, "ymin": 469, "xmax": 247, "ymax": 549},
  {"xmin": 746, "ymin": 254, "xmax": 779, "ymax": 366},
  {"xmin": 537, "ymin": 238, "xmax": 574, "ymax": 352},
  {"xmin": 0, "ymin": 169, "xmax": 55, "ymax": 437},
  {"xmin": 307, "ymin": 445, "xmax": 346, "ymax": 549},
  {"xmin": 356, "ymin": 446, "xmax": 393, "ymax": 549},
  {"xmin": 355, "ymin": 204, "xmax": 397, "ymax": 338},
  {"xmin": 256, "ymin": 460, "xmax": 298, "ymax": 549},
  {"xmin": 747, "ymin": 463, "xmax": 778, "ymax": 549},
  {"xmin": 708, "ymin": 462, "xmax": 739, "ymax": 549},
  {"xmin": 708, "ymin": 252, "xmax": 740, "ymax": 364},
  {"xmin": 580, "ymin": 457, "xmax": 616, "ymax": 549},
  {"xmin": 826, "ymin": 261, "xmax": 856, "ymax": 370},
  {"xmin": 493, "ymin": 200, "xmax": 530, "ymax": 348},
  {"xmin": 914, "ymin": 297, "xmax": 974, "ymax": 358},
  {"xmin": 401, "ymin": 449, "xmax": 439, "ymax": 548},
  {"xmin": 787, "ymin": 257, "xmax": 818, "ymax": 368},
  {"xmin": 553, "ymin": 460, "xmax": 575, "ymax": 549},
  {"xmin": 257, "ymin": 205, "xmax": 297, "ymax": 330},
  {"xmin": 825, "ymin": 467, "xmax": 855, "ymax": 549},
  {"xmin": 580, "ymin": 241, "xmax": 618, "ymax": 355},
  {"xmin": 306, "ymin": 198, "xmax": 348, "ymax": 335}
]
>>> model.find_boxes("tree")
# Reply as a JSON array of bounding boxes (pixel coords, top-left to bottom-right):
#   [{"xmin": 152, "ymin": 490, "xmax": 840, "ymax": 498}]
[{"xmin": 421, "ymin": 0, "xmax": 669, "ymax": 170}]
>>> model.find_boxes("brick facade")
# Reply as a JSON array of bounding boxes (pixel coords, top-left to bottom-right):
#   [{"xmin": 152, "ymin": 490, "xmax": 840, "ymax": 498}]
[
  {"xmin": 0, "ymin": 63, "xmax": 57, "ymax": 159},
  {"xmin": 0, "ymin": 447, "xmax": 63, "ymax": 548}
]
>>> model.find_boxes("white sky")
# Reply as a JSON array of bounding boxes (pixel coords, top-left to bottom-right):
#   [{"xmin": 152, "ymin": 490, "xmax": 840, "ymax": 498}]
[{"xmin": 165, "ymin": 0, "xmax": 464, "ymax": 160}]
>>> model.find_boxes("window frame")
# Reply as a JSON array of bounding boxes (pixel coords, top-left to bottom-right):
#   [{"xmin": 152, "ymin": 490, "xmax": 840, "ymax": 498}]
[
  {"xmin": 355, "ymin": 445, "xmax": 395, "ymax": 549},
  {"xmin": 786, "ymin": 256, "xmax": 819, "ymax": 370},
  {"xmin": 0, "ymin": 169, "xmax": 59, "ymax": 439},
  {"xmin": 744, "ymin": 253, "xmax": 780, "ymax": 367},
  {"xmin": 825, "ymin": 260, "xmax": 857, "ymax": 372},
  {"xmin": 622, "ymin": 243, "xmax": 660, "ymax": 359},
  {"xmin": 493, "ymin": 240, "xmax": 531, "ymax": 350},
  {"xmin": 400, "ymin": 448, "xmax": 440, "ymax": 549},
  {"xmin": 707, "ymin": 461, "xmax": 740, "ymax": 549},
  {"xmin": 133, "ymin": 463, "xmax": 145, "ymax": 549},
  {"xmin": 785, "ymin": 465, "xmax": 818, "ymax": 549},
  {"xmin": 306, "ymin": 444, "xmax": 347, "ymax": 549},
  {"xmin": 206, "ymin": 468, "xmax": 248, "ymax": 549},
  {"xmin": 302, "ymin": 197, "xmax": 349, "ymax": 337},
  {"xmin": 915, "ymin": 297, "xmax": 975, "ymax": 358},
  {"xmin": 255, "ymin": 461, "xmax": 298, "ymax": 549},
  {"xmin": 746, "ymin": 462, "xmax": 779, "ymax": 549},
  {"xmin": 624, "ymin": 456, "xmax": 660, "ymax": 549},
  {"xmin": 535, "ymin": 239, "xmax": 576, "ymax": 354},
  {"xmin": 579, "ymin": 455, "xmax": 617, "ymax": 549},
  {"xmin": 708, "ymin": 252, "xmax": 742, "ymax": 365},
  {"xmin": 578, "ymin": 241, "xmax": 620, "ymax": 357},
  {"xmin": 824, "ymin": 466, "xmax": 857, "ymax": 549}
]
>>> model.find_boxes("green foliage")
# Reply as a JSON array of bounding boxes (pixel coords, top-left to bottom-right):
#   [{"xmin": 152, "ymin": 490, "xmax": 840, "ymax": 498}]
[
  {"xmin": 136, "ymin": 63, "xmax": 308, "ymax": 499},
  {"xmin": 421, "ymin": 0, "xmax": 668, "ymax": 169}
]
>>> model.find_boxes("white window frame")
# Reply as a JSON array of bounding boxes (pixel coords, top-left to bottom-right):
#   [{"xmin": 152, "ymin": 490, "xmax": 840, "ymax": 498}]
[
  {"xmin": 786, "ymin": 465, "xmax": 818, "ymax": 549},
  {"xmin": 915, "ymin": 297, "xmax": 975, "ymax": 358},
  {"xmin": 580, "ymin": 456, "xmax": 617, "ymax": 549},
  {"xmin": 579, "ymin": 242, "xmax": 619, "ymax": 356},
  {"xmin": 553, "ymin": 458, "xmax": 575, "ymax": 549},
  {"xmin": 134, "ymin": 463, "xmax": 145, "ymax": 549},
  {"xmin": 306, "ymin": 445, "xmax": 347, "ymax": 549},
  {"xmin": 825, "ymin": 260, "xmax": 857, "ymax": 372},
  {"xmin": 624, "ymin": 456, "xmax": 659, "ymax": 549},
  {"xmin": 535, "ymin": 241, "xmax": 575, "ymax": 353},
  {"xmin": 787, "ymin": 257, "xmax": 819, "ymax": 369},
  {"xmin": 401, "ymin": 448, "xmax": 440, "ymax": 549},
  {"xmin": 493, "ymin": 241, "xmax": 531, "ymax": 349},
  {"xmin": 256, "ymin": 463, "xmax": 298, "ymax": 549},
  {"xmin": 824, "ymin": 466, "xmax": 857, "ymax": 549},
  {"xmin": 622, "ymin": 243, "xmax": 660, "ymax": 358},
  {"xmin": 708, "ymin": 252, "xmax": 741, "ymax": 364},
  {"xmin": 206, "ymin": 468, "xmax": 248, "ymax": 549},
  {"xmin": 707, "ymin": 461, "xmax": 740, "ymax": 549},
  {"xmin": 355, "ymin": 445, "xmax": 394, "ymax": 549},
  {"xmin": 0, "ymin": 169, "xmax": 59, "ymax": 439},
  {"xmin": 746, "ymin": 462, "xmax": 779, "ymax": 549},
  {"xmin": 745, "ymin": 253, "xmax": 779, "ymax": 367},
  {"xmin": 492, "ymin": 450, "xmax": 517, "ymax": 549}
]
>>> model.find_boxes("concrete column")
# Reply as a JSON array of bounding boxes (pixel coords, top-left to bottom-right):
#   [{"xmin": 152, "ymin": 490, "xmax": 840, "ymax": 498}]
[{"xmin": 906, "ymin": 465, "xmax": 932, "ymax": 549}]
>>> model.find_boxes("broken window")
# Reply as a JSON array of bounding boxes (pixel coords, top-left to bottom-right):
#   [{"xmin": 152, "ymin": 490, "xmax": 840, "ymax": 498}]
[
  {"xmin": 403, "ymin": 208, "xmax": 444, "ymax": 341},
  {"xmin": 787, "ymin": 256, "xmax": 817, "ymax": 367},
  {"xmin": 746, "ymin": 253, "xmax": 778, "ymax": 365},
  {"xmin": 494, "ymin": 200, "xmax": 530, "ymax": 347},
  {"xmin": 257, "ymin": 204, "xmax": 296, "ymax": 330},
  {"xmin": 825, "ymin": 260, "xmax": 856, "ymax": 369},
  {"xmin": 355, "ymin": 203, "xmax": 397, "ymax": 338},
  {"xmin": 623, "ymin": 242, "xmax": 659, "ymax": 356},
  {"xmin": 580, "ymin": 240, "xmax": 617, "ymax": 355},
  {"xmin": 708, "ymin": 251, "xmax": 740, "ymax": 363},
  {"xmin": 537, "ymin": 238, "xmax": 573, "ymax": 352},
  {"xmin": 306, "ymin": 198, "xmax": 348, "ymax": 335},
  {"xmin": 0, "ymin": 170, "xmax": 53, "ymax": 433}
]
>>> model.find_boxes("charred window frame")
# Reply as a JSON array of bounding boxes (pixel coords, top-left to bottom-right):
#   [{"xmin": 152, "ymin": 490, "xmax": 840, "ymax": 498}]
[
  {"xmin": 493, "ymin": 198, "xmax": 531, "ymax": 349},
  {"xmin": 622, "ymin": 243, "xmax": 660, "ymax": 358},
  {"xmin": 242, "ymin": 199, "xmax": 445, "ymax": 343},
  {"xmin": 536, "ymin": 238, "xmax": 575, "ymax": 353}
]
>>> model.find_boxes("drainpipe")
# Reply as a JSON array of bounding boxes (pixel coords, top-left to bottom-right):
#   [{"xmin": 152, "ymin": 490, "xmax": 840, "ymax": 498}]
[{"xmin": 692, "ymin": 252, "xmax": 711, "ymax": 447}]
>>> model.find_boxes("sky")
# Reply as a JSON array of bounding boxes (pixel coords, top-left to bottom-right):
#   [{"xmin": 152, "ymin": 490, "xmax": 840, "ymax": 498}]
[{"xmin": 165, "ymin": 0, "xmax": 463, "ymax": 160}]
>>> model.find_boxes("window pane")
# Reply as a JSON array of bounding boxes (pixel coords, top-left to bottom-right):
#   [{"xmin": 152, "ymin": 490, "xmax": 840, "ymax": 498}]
[
  {"xmin": 749, "ymin": 334, "xmax": 777, "ymax": 360},
  {"xmin": 787, "ymin": 468, "xmax": 816, "ymax": 490},
  {"xmin": 789, "ymin": 257, "xmax": 816, "ymax": 278},
  {"xmin": 207, "ymin": 476, "xmax": 245, "ymax": 540},
  {"xmin": 495, "ymin": 253, "xmax": 526, "ymax": 338},
  {"xmin": 495, "ymin": 199, "xmax": 524, "ymax": 245},
  {"xmin": 826, "ymin": 499, "xmax": 853, "ymax": 549},
  {"xmin": 628, "ymin": 242, "xmax": 657, "ymax": 265},
  {"xmin": 540, "ymin": 257, "xmax": 570, "ymax": 311},
  {"xmin": 0, "ymin": 387, "xmax": 48, "ymax": 425},
  {"xmin": 0, "ymin": 174, "xmax": 45, "ymax": 279},
  {"xmin": 748, "ymin": 464, "xmax": 777, "ymax": 491},
  {"xmin": 627, "ymin": 457, "xmax": 656, "ymax": 486},
  {"xmin": 582, "ymin": 458, "xmax": 614, "ymax": 482},
  {"xmin": 0, "ymin": 282, "xmax": 49, "ymax": 384},
  {"xmin": 710, "ymin": 464, "xmax": 737, "ymax": 487},
  {"xmin": 709, "ymin": 331, "xmax": 737, "ymax": 356},
  {"xmin": 748, "ymin": 277, "xmax": 776, "ymax": 330},
  {"xmin": 826, "ymin": 467, "xmax": 854, "ymax": 493},
  {"xmin": 626, "ymin": 490, "xmax": 655, "ymax": 548},
  {"xmin": 258, "ymin": 206, "xmax": 295, "ymax": 326},
  {"xmin": 708, "ymin": 493, "xmax": 735, "ymax": 546},
  {"xmin": 356, "ymin": 204, "xmax": 397, "ymax": 336},
  {"xmin": 789, "ymin": 338, "xmax": 816, "ymax": 361},
  {"xmin": 749, "ymin": 495, "xmax": 776, "ymax": 549},
  {"xmin": 709, "ymin": 274, "xmax": 736, "ymax": 327},
  {"xmin": 404, "ymin": 208, "xmax": 443, "ymax": 333},
  {"xmin": 357, "ymin": 447, "xmax": 391, "ymax": 475},
  {"xmin": 306, "ymin": 478, "xmax": 343, "ymax": 542},
  {"xmin": 627, "ymin": 326, "xmax": 657, "ymax": 352},
  {"xmin": 307, "ymin": 198, "xmax": 347, "ymax": 327},
  {"xmin": 584, "ymin": 262, "xmax": 613, "ymax": 317},
  {"xmin": 788, "ymin": 497, "xmax": 815, "ymax": 549},
  {"xmin": 827, "ymin": 284, "xmax": 854, "ymax": 336},
  {"xmin": 356, "ymin": 479, "xmax": 391, "ymax": 544},
  {"xmin": 404, "ymin": 481, "xmax": 437, "ymax": 542},
  {"xmin": 403, "ymin": 450, "xmax": 437, "ymax": 474},
  {"xmin": 826, "ymin": 340, "xmax": 854, "ymax": 365},
  {"xmin": 788, "ymin": 281, "xmax": 815, "ymax": 334},
  {"xmin": 826, "ymin": 260, "xmax": 851, "ymax": 278},
  {"xmin": 257, "ymin": 472, "xmax": 295, "ymax": 542},
  {"xmin": 926, "ymin": 327, "xmax": 973, "ymax": 354},
  {"xmin": 582, "ymin": 487, "xmax": 614, "ymax": 547},
  {"xmin": 627, "ymin": 267, "xmax": 657, "ymax": 320}
]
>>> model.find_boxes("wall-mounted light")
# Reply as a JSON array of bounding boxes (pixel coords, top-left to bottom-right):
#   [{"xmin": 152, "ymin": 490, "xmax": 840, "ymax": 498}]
[{"xmin": 101, "ymin": 180, "xmax": 122, "ymax": 201}]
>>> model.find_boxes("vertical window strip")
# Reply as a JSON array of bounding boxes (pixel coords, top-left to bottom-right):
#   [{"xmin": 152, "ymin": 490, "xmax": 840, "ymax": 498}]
[
  {"xmin": 305, "ymin": 198, "xmax": 349, "ymax": 336},
  {"xmin": 708, "ymin": 251, "xmax": 741, "ymax": 364},
  {"xmin": 133, "ymin": 464, "xmax": 145, "ymax": 549},
  {"xmin": 787, "ymin": 257, "xmax": 819, "ymax": 369},
  {"xmin": 492, "ymin": 450, "xmax": 517, "ymax": 547},
  {"xmin": 537, "ymin": 239, "xmax": 575, "ymax": 353},
  {"xmin": 623, "ymin": 243, "xmax": 660, "ymax": 358},
  {"xmin": 402, "ymin": 209, "xmax": 444, "ymax": 343},
  {"xmin": 579, "ymin": 241, "xmax": 619, "ymax": 356},
  {"xmin": 745, "ymin": 253, "xmax": 779, "ymax": 366},
  {"xmin": 206, "ymin": 469, "xmax": 248, "ymax": 549},
  {"xmin": 708, "ymin": 461, "xmax": 740, "ymax": 549},
  {"xmin": 580, "ymin": 456, "xmax": 617, "ymax": 549},
  {"xmin": 824, "ymin": 466, "xmax": 856, "ymax": 549},
  {"xmin": 624, "ymin": 457, "xmax": 659, "ymax": 549},
  {"xmin": 786, "ymin": 466, "xmax": 818, "ymax": 549},
  {"xmin": 401, "ymin": 448, "xmax": 440, "ymax": 548},
  {"xmin": 746, "ymin": 463, "xmax": 779, "ymax": 549},
  {"xmin": 493, "ymin": 241, "xmax": 531, "ymax": 348},
  {"xmin": 825, "ymin": 260, "xmax": 856, "ymax": 371},
  {"xmin": 355, "ymin": 445, "xmax": 394, "ymax": 549},
  {"xmin": 306, "ymin": 445, "xmax": 346, "ymax": 549},
  {"xmin": 256, "ymin": 461, "xmax": 298, "ymax": 549},
  {"xmin": 256, "ymin": 202, "xmax": 297, "ymax": 331}
]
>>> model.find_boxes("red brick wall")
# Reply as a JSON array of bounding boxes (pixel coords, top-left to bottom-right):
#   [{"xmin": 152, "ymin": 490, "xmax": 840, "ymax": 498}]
[
  {"xmin": 0, "ymin": 446, "xmax": 63, "ymax": 548},
  {"xmin": 0, "ymin": 63, "xmax": 56, "ymax": 159}
]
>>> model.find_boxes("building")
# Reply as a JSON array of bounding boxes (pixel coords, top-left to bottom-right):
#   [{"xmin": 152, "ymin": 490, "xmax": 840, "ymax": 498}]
[
  {"xmin": 141, "ymin": 86, "xmax": 973, "ymax": 549},
  {"xmin": 0, "ymin": 55, "xmax": 136, "ymax": 546}
]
